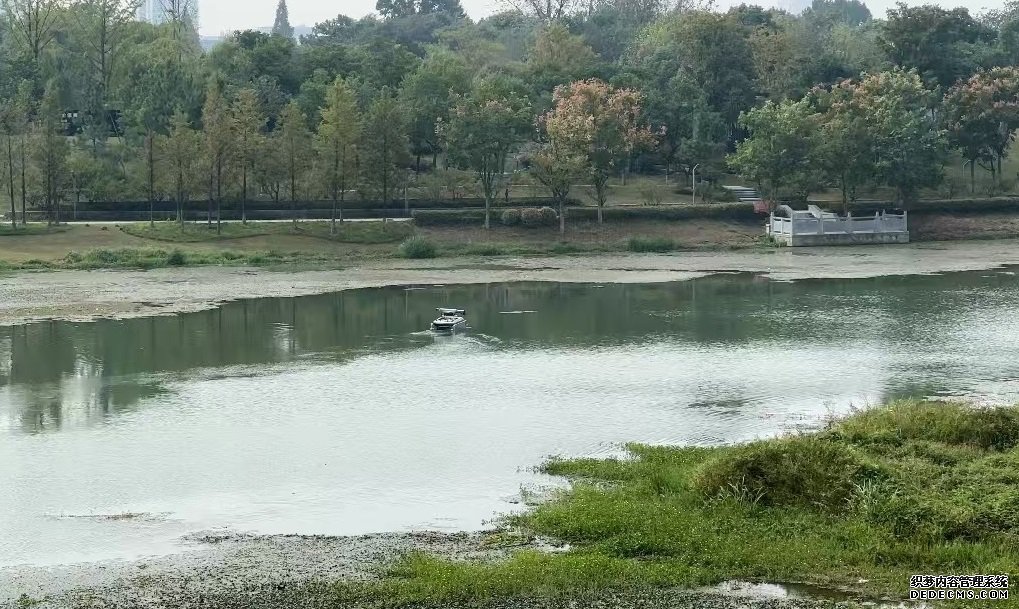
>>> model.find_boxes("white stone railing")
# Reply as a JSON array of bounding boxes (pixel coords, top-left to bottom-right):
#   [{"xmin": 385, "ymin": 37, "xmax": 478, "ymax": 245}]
[{"xmin": 769, "ymin": 211, "xmax": 907, "ymax": 236}]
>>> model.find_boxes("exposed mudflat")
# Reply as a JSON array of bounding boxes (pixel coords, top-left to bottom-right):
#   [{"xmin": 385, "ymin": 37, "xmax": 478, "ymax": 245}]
[
  {"xmin": 3, "ymin": 240, "xmax": 1019, "ymax": 326},
  {"xmin": 0, "ymin": 530, "xmax": 875, "ymax": 608},
  {"xmin": 0, "ymin": 531, "xmax": 524, "ymax": 607}
]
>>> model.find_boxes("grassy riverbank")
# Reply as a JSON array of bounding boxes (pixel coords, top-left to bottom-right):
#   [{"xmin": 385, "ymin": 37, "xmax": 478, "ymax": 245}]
[
  {"xmin": 0, "ymin": 208, "xmax": 1019, "ymax": 270},
  {"xmin": 332, "ymin": 401, "xmax": 1018, "ymax": 607}
]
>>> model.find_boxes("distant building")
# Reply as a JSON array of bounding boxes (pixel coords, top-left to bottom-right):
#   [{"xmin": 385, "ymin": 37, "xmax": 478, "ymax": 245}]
[{"xmin": 136, "ymin": 0, "xmax": 200, "ymax": 27}]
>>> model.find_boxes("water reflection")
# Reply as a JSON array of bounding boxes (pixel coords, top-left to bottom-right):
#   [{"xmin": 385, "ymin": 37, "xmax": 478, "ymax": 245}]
[{"xmin": 4, "ymin": 270, "xmax": 1019, "ymax": 435}]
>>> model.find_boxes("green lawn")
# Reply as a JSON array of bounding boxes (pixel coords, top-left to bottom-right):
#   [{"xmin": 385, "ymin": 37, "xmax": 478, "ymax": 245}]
[
  {"xmin": 119, "ymin": 219, "xmax": 414, "ymax": 244},
  {"xmin": 339, "ymin": 401, "xmax": 1019, "ymax": 608}
]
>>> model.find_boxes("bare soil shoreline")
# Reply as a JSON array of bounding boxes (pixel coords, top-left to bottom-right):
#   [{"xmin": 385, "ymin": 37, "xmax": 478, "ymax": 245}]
[{"xmin": 3, "ymin": 240, "xmax": 1019, "ymax": 327}]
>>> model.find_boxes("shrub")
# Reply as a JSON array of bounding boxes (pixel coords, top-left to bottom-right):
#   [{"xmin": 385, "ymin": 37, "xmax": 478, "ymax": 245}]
[
  {"xmin": 167, "ymin": 249, "xmax": 186, "ymax": 266},
  {"xmin": 627, "ymin": 236, "xmax": 675, "ymax": 253},
  {"xmin": 398, "ymin": 236, "xmax": 438, "ymax": 259},
  {"xmin": 520, "ymin": 207, "xmax": 544, "ymax": 227},
  {"xmin": 639, "ymin": 185, "xmax": 664, "ymax": 206},
  {"xmin": 501, "ymin": 209, "xmax": 522, "ymax": 226},
  {"xmin": 692, "ymin": 434, "xmax": 871, "ymax": 513},
  {"xmin": 538, "ymin": 207, "xmax": 558, "ymax": 226}
]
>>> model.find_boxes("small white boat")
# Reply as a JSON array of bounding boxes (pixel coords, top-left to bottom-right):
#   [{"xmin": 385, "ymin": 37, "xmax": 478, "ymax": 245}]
[{"xmin": 430, "ymin": 308, "xmax": 467, "ymax": 333}]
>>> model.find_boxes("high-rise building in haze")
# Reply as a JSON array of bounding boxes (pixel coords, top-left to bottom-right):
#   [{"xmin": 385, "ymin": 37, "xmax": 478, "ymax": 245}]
[{"xmin": 136, "ymin": 0, "xmax": 200, "ymax": 27}]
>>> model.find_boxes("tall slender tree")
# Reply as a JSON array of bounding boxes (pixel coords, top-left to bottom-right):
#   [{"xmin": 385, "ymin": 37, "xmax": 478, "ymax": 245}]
[
  {"xmin": 271, "ymin": 0, "xmax": 294, "ymax": 39},
  {"xmin": 278, "ymin": 100, "xmax": 310, "ymax": 226},
  {"xmin": 314, "ymin": 77, "xmax": 360, "ymax": 235},
  {"xmin": 30, "ymin": 81, "xmax": 69, "ymax": 226},
  {"xmin": 161, "ymin": 110, "xmax": 201, "ymax": 225},
  {"xmin": 361, "ymin": 91, "xmax": 409, "ymax": 205},
  {"xmin": 1, "ymin": 0, "xmax": 63, "ymax": 62},
  {"xmin": 202, "ymin": 80, "xmax": 234, "ymax": 234},
  {"xmin": 232, "ymin": 88, "xmax": 265, "ymax": 225}
]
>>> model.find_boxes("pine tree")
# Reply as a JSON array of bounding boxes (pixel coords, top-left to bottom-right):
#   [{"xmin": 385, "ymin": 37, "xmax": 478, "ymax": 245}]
[
  {"xmin": 31, "ymin": 81, "xmax": 70, "ymax": 226},
  {"xmin": 272, "ymin": 0, "xmax": 294, "ymax": 40}
]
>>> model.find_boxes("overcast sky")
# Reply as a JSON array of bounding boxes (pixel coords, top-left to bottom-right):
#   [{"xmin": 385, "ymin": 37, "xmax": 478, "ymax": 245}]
[{"xmin": 198, "ymin": 0, "xmax": 1002, "ymax": 35}]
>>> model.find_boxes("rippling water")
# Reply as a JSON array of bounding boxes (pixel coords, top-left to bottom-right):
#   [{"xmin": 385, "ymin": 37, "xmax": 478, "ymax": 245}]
[{"xmin": 4, "ymin": 270, "xmax": 1019, "ymax": 566}]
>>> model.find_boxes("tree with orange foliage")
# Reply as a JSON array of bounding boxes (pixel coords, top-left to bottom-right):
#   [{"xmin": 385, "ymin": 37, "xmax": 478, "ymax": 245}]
[{"xmin": 538, "ymin": 79, "xmax": 655, "ymax": 230}]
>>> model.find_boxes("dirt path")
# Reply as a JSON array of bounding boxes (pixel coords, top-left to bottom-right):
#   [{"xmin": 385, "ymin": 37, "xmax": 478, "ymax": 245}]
[{"xmin": 2, "ymin": 240, "xmax": 1018, "ymax": 326}]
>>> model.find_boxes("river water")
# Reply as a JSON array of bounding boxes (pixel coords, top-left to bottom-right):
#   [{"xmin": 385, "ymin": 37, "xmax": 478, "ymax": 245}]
[{"xmin": 3, "ymin": 270, "xmax": 1019, "ymax": 567}]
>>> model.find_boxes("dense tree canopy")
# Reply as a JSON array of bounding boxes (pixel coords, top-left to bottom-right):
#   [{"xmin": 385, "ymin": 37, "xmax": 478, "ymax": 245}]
[{"xmin": 0, "ymin": 0, "xmax": 1015, "ymax": 223}]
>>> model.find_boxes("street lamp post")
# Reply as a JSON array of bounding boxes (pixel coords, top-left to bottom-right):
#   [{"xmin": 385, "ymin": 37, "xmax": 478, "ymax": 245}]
[{"xmin": 692, "ymin": 164, "xmax": 701, "ymax": 205}]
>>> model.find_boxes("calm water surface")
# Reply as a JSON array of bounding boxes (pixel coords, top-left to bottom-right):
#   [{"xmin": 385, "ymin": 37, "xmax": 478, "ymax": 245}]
[{"xmin": 3, "ymin": 270, "xmax": 1019, "ymax": 566}]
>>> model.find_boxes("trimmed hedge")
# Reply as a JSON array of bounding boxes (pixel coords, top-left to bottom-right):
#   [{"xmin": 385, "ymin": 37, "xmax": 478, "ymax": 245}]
[
  {"xmin": 570, "ymin": 203, "xmax": 759, "ymax": 222},
  {"xmin": 847, "ymin": 197, "xmax": 1019, "ymax": 215},
  {"xmin": 56, "ymin": 197, "xmax": 570, "ymax": 214}
]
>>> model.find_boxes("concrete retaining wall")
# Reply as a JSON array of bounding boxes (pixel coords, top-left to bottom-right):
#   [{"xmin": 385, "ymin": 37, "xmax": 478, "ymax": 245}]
[{"xmin": 774, "ymin": 232, "xmax": 910, "ymax": 246}]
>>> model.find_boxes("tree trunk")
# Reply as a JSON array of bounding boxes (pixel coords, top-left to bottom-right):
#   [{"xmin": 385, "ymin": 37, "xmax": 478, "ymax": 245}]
[
  {"xmin": 216, "ymin": 165, "xmax": 222, "ymax": 236},
  {"xmin": 148, "ymin": 132, "xmax": 155, "ymax": 228},
  {"xmin": 559, "ymin": 199, "xmax": 565, "ymax": 235},
  {"xmin": 6, "ymin": 138, "xmax": 15, "ymax": 230},
  {"xmin": 20, "ymin": 136, "xmax": 26, "ymax": 225},
  {"xmin": 291, "ymin": 172, "xmax": 297, "ymax": 227},
  {"xmin": 484, "ymin": 193, "xmax": 491, "ymax": 230},
  {"xmin": 970, "ymin": 161, "xmax": 975, "ymax": 195},
  {"xmin": 597, "ymin": 202, "xmax": 603, "ymax": 224},
  {"xmin": 241, "ymin": 166, "xmax": 247, "ymax": 225},
  {"xmin": 330, "ymin": 192, "xmax": 337, "ymax": 236}
]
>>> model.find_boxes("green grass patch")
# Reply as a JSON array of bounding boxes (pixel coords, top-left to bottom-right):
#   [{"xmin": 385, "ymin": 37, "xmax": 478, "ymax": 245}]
[
  {"xmin": 55, "ymin": 247, "xmax": 334, "ymax": 270},
  {"xmin": 462, "ymin": 243, "xmax": 507, "ymax": 256},
  {"xmin": 354, "ymin": 400, "xmax": 1019, "ymax": 606},
  {"xmin": 0, "ymin": 223, "xmax": 69, "ymax": 236},
  {"xmin": 120, "ymin": 220, "xmax": 413, "ymax": 244},
  {"xmin": 627, "ymin": 236, "xmax": 676, "ymax": 253}
]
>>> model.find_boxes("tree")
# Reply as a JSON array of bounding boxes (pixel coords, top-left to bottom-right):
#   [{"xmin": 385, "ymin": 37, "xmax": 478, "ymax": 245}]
[
  {"xmin": 254, "ymin": 133, "xmax": 287, "ymax": 205},
  {"xmin": 419, "ymin": 0, "xmax": 464, "ymax": 17},
  {"xmin": 272, "ymin": 0, "xmax": 294, "ymax": 39},
  {"xmin": 943, "ymin": 67, "xmax": 1019, "ymax": 191},
  {"xmin": 548, "ymin": 79, "xmax": 654, "ymax": 224},
  {"xmin": 627, "ymin": 12, "xmax": 757, "ymax": 143},
  {"xmin": 813, "ymin": 80, "xmax": 877, "ymax": 213},
  {"xmin": 880, "ymin": 3, "xmax": 997, "ymax": 89},
  {"xmin": 376, "ymin": 0, "xmax": 415, "ymax": 19},
  {"xmin": 232, "ymin": 88, "xmax": 265, "ymax": 224},
  {"xmin": 201, "ymin": 79, "xmax": 234, "ymax": 234},
  {"xmin": 0, "ymin": 84, "xmax": 31, "ymax": 228},
  {"xmin": 861, "ymin": 69, "xmax": 948, "ymax": 204},
  {"xmin": 532, "ymin": 83, "xmax": 592, "ymax": 235},
  {"xmin": 278, "ymin": 100, "xmax": 310, "ymax": 225},
  {"xmin": 503, "ymin": 0, "xmax": 577, "ymax": 22},
  {"xmin": 161, "ymin": 110, "xmax": 201, "ymax": 225},
  {"xmin": 442, "ymin": 82, "xmax": 531, "ymax": 229},
  {"xmin": 71, "ymin": 0, "xmax": 140, "ymax": 105},
  {"xmin": 398, "ymin": 51, "xmax": 471, "ymax": 171},
  {"xmin": 2, "ymin": 0, "xmax": 63, "ymax": 62},
  {"xmin": 30, "ymin": 81, "xmax": 69, "ymax": 225},
  {"xmin": 803, "ymin": 0, "xmax": 871, "ymax": 28},
  {"xmin": 158, "ymin": 0, "xmax": 198, "ymax": 47},
  {"xmin": 728, "ymin": 99, "xmax": 823, "ymax": 205},
  {"xmin": 527, "ymin": 23, "xmax": 597, "ymax": 93},
  {"xmin": 360, "ymin": 91, "xmax": 409, "ymax": 204},
  {"xmin": 314, "ymin": 77, "xmax": 360, "ymax": 235},
  {"xmin": 644, "ymin": 74, "xmax": 726, "ymax": 184}
]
